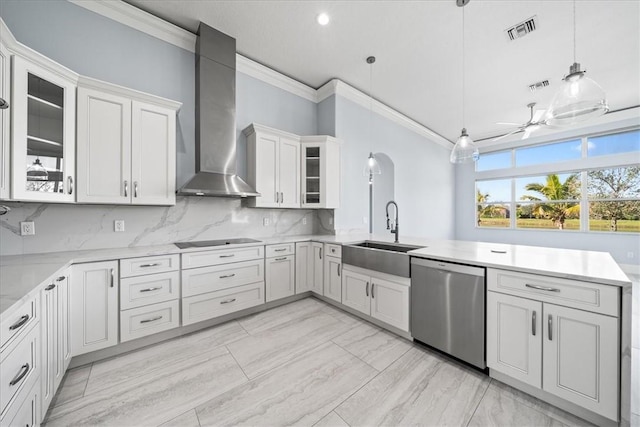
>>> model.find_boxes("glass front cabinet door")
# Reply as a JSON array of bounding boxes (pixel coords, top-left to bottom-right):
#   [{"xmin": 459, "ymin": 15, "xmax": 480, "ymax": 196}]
[
  {"xmin": 300, "ymin": 136, "xmax": 341, "ymax": 209},
  {"xmin": 11, "ymin": 56, "xmax": 76, "ymax": 202}
]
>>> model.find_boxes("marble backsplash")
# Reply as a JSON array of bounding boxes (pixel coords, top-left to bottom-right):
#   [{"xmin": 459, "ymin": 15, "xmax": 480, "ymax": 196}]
[{"xmin": 0, "ymin": 197, "xmax": 334, "ymax": 256}]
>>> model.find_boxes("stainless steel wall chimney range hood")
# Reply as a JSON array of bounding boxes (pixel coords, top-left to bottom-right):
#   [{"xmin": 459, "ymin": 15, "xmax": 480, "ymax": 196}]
[{"xmin": 177, "ymin": 23, "xmax": 259, "ymax": 197}]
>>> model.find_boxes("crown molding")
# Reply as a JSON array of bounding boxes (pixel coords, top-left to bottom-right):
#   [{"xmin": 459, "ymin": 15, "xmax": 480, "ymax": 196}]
[
  {"xmin": 236, "ymin": 55, "xmax": 317, "ymax": 102},
  {"xmin": 68, "ymin": 0, "xmax": 196, "ymax": 52}
]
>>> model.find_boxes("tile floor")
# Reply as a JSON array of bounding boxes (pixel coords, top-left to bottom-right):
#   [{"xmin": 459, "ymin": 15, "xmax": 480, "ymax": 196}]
[{"xmin": 45, "ymin": 288, "xmax": 639, "ymax": 426}]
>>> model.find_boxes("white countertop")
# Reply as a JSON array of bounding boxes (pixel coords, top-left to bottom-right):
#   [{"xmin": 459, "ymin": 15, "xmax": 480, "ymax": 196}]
[{"xmin": 1, "ymin": 233, "xmax": 631, "ymax": 319}]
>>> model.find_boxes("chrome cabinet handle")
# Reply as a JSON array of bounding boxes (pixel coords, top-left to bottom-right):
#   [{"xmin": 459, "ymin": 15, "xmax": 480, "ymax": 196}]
[
  {"xmin": 275, "ymin": 257, "xmax": 287, "ymax": 261},
  {"xmin": 219, "ymin": 254, "xmax": 235, "ymax": 258},
  {"xmin": 525, "ymin": 284, "xmax": 560, "ymax": 293},
  {"xmin": 371, "ymin": 283, "xmax": 375, "ymax": 298},
  {"xmin": 275, "ymin": 248, "xmax": 287, "ymax": 252},
  {"xmin": 9, "ymin": 315, "xmax": 29, "ymax": 330},
  {"xmin": 366, "ymin": 282, "xmax": 369, "ymax": 297},
  {"xmin": 140, "ymin": 316, "xmax": 162, "ymax": 324},
  {"xmin": 9, "ymin": 363, "xmax": 30, "ymax": 386},
  {"xmin": 45, "ymin": 284, "xmax": 56, "ymax": 291},
  {"xmin": 219, "ymin": 273, "xmax": 236, "ymax": 279},
  {"xmin": 134, "ymin": 181, "xmax": 138, "ymax": 198},
  {"xmin": 280, "ymin": 192, "xmax": 284, "ymax": 203},
  {"xmin": 124, "ymin": 180, "xmax": 128, "ymax": 197},
  {"xmin": 319, "ymin": 248, "xmax": 322, "ymax": 259},
  {"xmin": 275, "ymin": 191, "xmax": 278, "ymax": 203},
  {"xmin": 548, "ymin": 315, "xmax": 553, "ymax": 341},
  {"xmin": 220, "ymin": 298, "xmax": 236, "ymax": 305},
  {"xmin": 140, "ymin": 263, "xmax": 160, "ymax": 268},
  {"xmin": 140, "ymin": 287, "xmax": 161, "ymax": 293},
  {"xmin": 56, "ymin": 276, "xmax": 66, "ymax": 281},
  {"xmin": 67, "ymin": 176, "xmax": 73, "ymax": 195},
  {"xmin": 110, "ymin": 268, "xmax": 114, "ymax": 288},
  {"xmin": 532, "ymin": 311, "xmax": 536, "ymax": 336},
  {"xmin": 337, "ymin": 264, "xmax": 341, "ymax": 277}
]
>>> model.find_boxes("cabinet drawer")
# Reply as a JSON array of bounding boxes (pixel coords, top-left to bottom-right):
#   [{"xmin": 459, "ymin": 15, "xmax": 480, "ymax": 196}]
[
  {"xmin": 120, "ymin": 254, "xmax": 179, "ymax": 278},
  {"xmin": 182, "ymin": 259, "xmax": 264, "ymax": 297},
  {"xmin": 487, "ymin": 269, "xmax": 619, "ymax": 317},
  {"xmin": 182, "ymin": 282, "xmax": 264, "ymax": 326},
  {"xmin": 325, "ymin": 243, "xmax": 341, "ymax": 258},
  {"xmin": 2, "ymin": 378, "xmax": 38, "ymax": 427},
  {"xmin": 1, "ymin": 294, "xmax": 38, "ymax": 351},
  {"xmin": 265, "ymin": 243, "xmax": 295, "ymax": 258},
  {"xmin": 120, "ymin": 300, "xmax": 180, "ymax": 343},
  {"xmin": 120, "ymin": 271, "xmax": 180, "ymax": 310},
  {"xmin": 182, "ymin": 246, "xmax": 264, "ymax": 269},
  {"xmin": 0, "ymin": 324, "xmax": 39, "ymax": 418}
]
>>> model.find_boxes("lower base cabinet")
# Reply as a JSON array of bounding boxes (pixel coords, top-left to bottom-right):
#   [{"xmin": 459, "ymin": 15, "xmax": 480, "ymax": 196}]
[
  {"xmin": 182, "ymin": 282, "xmax": 264, "ymax": 326},
  {"xmin": 342, "ymin": 266, "xmax": 410, "ymax": 332},
  {"xmin": 4, "ymin": 380, "xmax": 39, "ymax": 427},
  {"xmin": 323, "ymin": 255, "xmax": 341, "ymax": 303},
  {"xmin": 120, "ymin": 300, "xmax": 180, "ymax": 343},
  {"xmin": 265, "ymin": 255, "xmax": 295, "ymax": 302}
]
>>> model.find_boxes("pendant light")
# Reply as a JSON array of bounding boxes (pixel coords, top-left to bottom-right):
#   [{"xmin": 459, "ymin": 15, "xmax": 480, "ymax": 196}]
[
  {"xmin": 363, "ymin": 56, "xmax": 382, "ymax": 177},
  {"xmin": 26, "ymin": 157, "xmax": 48, "ymax": 181},
  {"xmin": 546, "ymin": 0, "xmax": 608, "ymax": 126},
  {"xmin": 450, "ymin": 0, "xmax": 479, "ymax": 164}
]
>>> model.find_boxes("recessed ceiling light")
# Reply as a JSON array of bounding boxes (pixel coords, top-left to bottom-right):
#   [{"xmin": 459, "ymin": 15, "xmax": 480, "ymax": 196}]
[{"xmin": 317, "ymin": 13, "xmax": 330, "ymax": 26}]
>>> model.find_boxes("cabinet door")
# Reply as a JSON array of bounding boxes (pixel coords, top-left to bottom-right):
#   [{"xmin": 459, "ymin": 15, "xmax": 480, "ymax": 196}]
[
  {"xmin": 40, "ymin": 280, "xmax": 59, "ymax": 414},
  {"xmin": 278, "ymin": 136, "xmax": 300, "ymax": 208},
  {"xmin": 323, "ymin": 255, "xmax": 342, "ymax": 303},
  {"xmin": 70, "ymin": 261, "xmax": 119, "ymax": 356},
  {"xmin": 341, "ymin": 268, "xmax": 370, "ymax": 316},
  {"xmin": 131, "ymin": 101, "xmax": 176, "ymax": 205},
  {"xmin": 311, "ymin": 242, "xmax": 324, "ymax": 294},
  {"xmin": 253, "ymin": 133, "xmax": 279, "ymax": 207},
  {"xmin": 0, "ymin": 42, "xmax": 9, "ymax": 199},
  {"xmin": 76, "ymin": 86, "xmax": 131, "ymax": 204},
  {"xmin": 301, "ymin": 144, "xmax": 322, "ymax": 207},
  {"xmin": 295, "ymin": 242, "xmax": 311, "ymax": 293},
  {"xmin": 543, "ymin": 303, "xmax": 619, "ymax": 420},
  {"xmin": 370, "ymin": 277, "xmax": 409, "ymax": 332},
  {"xmin": 487, "ymin": 292, "xmax": 542, "ymax": 388},
  {"xmin": 265, "ymin": 255, "xmax": 295, "ymax": 302},
  {"xmin": 11, "ymin": 56, "xmax": 76, "ymax": 202},
  {"xmin": 55, "ymin": 272, "xmax": 71, "ymax": 375}
]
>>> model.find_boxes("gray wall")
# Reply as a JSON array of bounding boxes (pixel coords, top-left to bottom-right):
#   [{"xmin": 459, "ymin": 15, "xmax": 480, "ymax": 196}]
[
  {"xmin": 334, "ymin": 95, "xmax": 456, "ymax": 239},
  {"xmin": 0, "ymin": 0, "xmax": 326, "ymax": 255}
]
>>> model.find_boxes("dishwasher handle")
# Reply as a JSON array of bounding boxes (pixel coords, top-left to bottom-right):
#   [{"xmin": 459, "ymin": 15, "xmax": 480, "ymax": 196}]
[{"xmin": 411, "ymin": 258, "xmax": 485, "ymax": 277}]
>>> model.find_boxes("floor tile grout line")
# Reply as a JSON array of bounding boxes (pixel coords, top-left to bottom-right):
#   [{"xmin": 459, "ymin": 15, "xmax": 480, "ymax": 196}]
[
  {"xmin": 82, "ymin": 362, "xmax": 93, "ymax": 398},
  {"xmin": 465, "ymin": 377, "xmax": 492, "ymax": 427},
  {"xmin": 329, "ymin": 339, "xmax": 383, "ymax": 373},
  {"xmin": 225, "ymin": 344, "xmax": 251, "ymax": 381},
  {"xmin": 194, "ymin": 408, "xmax": 203, "ymax": 427},
  {"xmin": 333, "ymin": 410, "xmax": 351, "ymax": 427}
]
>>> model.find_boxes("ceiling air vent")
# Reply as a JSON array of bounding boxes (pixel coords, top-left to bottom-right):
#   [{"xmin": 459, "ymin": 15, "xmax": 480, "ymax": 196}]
[
  {"xmin": 528, "ymin": 79, "xmax": 550, "ymax": 93},
  {"xmin": 505, "ymin": 16, "xmax": 539, "ymax": 41}
]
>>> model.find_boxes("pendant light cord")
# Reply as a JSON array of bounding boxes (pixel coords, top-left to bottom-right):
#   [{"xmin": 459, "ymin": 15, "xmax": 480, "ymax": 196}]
[
  {"xmin": 573, "ymin": 0, "xmax": 576, "ymax": 63},
  {"xmin": 462, "ymin": 5, "xmax": 465, "ymax": 129},
  {"xmin": 370, "ymin": 60, "xmax": 373, "ymax": 152}
]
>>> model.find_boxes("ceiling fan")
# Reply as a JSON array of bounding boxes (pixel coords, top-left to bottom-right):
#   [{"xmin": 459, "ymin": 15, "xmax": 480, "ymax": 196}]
[{"xmin": 493, "ymin": 102, "xmax": 547, "ymax": 141}]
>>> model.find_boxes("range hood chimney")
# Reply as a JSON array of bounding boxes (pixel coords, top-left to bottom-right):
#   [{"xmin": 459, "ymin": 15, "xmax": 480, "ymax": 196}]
[{"xmin": 177, "ymin": 23, "xmax": 259, "ymax": 197}]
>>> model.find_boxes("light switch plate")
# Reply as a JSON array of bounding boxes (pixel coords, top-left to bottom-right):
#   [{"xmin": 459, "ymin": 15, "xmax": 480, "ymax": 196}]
[
  {"xmin": 20, "ymin": 221, "xmax": 35, "ymax": 236},
  {"xmin": 114, "ymin": 220, "xmax": 125, "ymax": 232}
]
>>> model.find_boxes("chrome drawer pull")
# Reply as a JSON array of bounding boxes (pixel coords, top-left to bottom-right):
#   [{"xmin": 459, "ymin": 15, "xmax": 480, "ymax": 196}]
[
  {"xmin": 134, "ymin": 181, "xmax": 138, "ymax": 198},
  {"xmin": 525, "ymin": 284, "xmax": 560, "ymax": 292},
  {"xmin": 140, "ymin": 263, "xmax": 160, "ymax": 268},
  {"xmin": 274, "ymin": 248, "xmax": 287, "ymax": 252},
  {"xmin": 45, "ymin": 284, "xmax": 56, "ymax": 291},
  {"xmin": 140, "ymin": 316, "xmax": 162, "ymax": 324},
  {"xmin": 219, "ymin": 273, "xmax": 236, "ymax": 279},
  {"xmin": 337, "ymin": 264, "xmax": 341, "ymax": 277},
  {"xmin": 220, "ymin": 298, "xmax": 236, "ymax": 305},
  {"xmin": 219, "ymin": 254, "xmax": 235, "ymax": 258},
  {"xmin": 9, "ymin": 315, "xmax": 29, "ymax": 330},
  {"xmin": 56, "ymin": 276, "xmax": 66, "ymax": 281},
  {"xmin": 371, "ymin": 283, "xmax": 375, "ymax": 298},
  {"xmin": 548, "ymin": 315, "xmax": 553, "ymax": 340},
  {"xmin": 9, "ymin": 363, "xmax": 30, "ymax": 386},
  {"xmin": 275, "ymin": 257, "xmax": 287, "ymax": 261},
  {"xmin": 140, "ymin": 287, "xmax": 161, "ymax": 293},
  {"xmin": 110, "ymin": 269, "xmax": 115, "ymax": 288},
  {"xmin": 67, "ymin": 176, "xmax": 73, "ymax": 195},
  {"xmin": 532, "ymin": 311, "xmax": 536, "ymax": 336},
  {"xmin": 366, "ymin": 282, "xmax": 369, "ymax": 297},
  {"xmin": 124, "ymin": 180, "xmax": 128, "ymax": 197}
]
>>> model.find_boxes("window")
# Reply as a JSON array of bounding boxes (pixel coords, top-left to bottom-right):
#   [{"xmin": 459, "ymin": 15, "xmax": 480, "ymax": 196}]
[{"xmin": 475, "ymin": 129, "xmax": 640, "ymax": 233}]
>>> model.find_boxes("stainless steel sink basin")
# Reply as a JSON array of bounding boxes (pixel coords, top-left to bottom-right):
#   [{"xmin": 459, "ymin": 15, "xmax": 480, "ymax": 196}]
[{"xmin": 342, "ymin": 240, "xmax": 423, "ymax": 277}]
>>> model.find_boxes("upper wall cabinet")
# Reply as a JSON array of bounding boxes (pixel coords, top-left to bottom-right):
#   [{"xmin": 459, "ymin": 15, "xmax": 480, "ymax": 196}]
[
  {"xmin": 76, "ymin": 78, "xmax": 180, "ymax": 205},
  {"xmin": 11, "ymin": 55, "xmax": 77, "ymax": 203},
  {"xmin": 300, "ymin": 136, "xmax": 341, "ymax": 209},
  {"xmin": 0, "ymin": 41, "xmax": 10, "ymax": 200},
  {"xmin": 245, "ymin": 124, "xmax": 300, "ymax": 208}
]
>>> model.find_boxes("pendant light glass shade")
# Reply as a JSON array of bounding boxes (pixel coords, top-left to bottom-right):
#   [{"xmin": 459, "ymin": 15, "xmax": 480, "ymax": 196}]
[
  {"xmin": 546, "ymin": 62, "xmax": 609, "ymax": 127},
  {"xmin": 450, "ymin": 128, "xmax": 479, "ymax": 164},
  {"xmin": 26, "ymin": 158, "xmax": 48, "ymax": 181},
  {"xmin": 363, "ymin": 152, "xmax": 382, "ymax": 176}
]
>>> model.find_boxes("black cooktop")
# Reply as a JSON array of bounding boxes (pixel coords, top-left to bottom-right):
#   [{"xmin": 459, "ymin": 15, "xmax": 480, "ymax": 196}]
[{"xmin": 174, "ymin": 238, "xmax": 262, "ymax": 249}]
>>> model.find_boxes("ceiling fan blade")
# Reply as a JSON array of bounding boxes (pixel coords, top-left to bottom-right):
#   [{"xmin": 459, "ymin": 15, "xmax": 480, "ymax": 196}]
[
  {"xmin": 496, "ymin": 122, "xmax": 521, "ymax": 126},
  {"xmin": 493, "ymin": 129, "xmax": 522, "ymax": 142},
  {"xmin": 531, "ymin": 110, "xmax": 545, "ymax": 122}
]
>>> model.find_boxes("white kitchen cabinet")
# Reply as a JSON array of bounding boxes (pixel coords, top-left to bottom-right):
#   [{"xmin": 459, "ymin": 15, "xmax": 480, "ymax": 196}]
[
  {"xmin": 57, "ymin": 271, "xmax": 71, "ymax": 373},
  {"xmin": 295, "ymin": 242, "xmax": 311, "ymax": 293},
  {"xmin": 311, "ymin": 242, "xmax": 324, "ymax": 294},
  {"xmin": 40, "ymin": 277, "xmax": 60, "ymax": 414},
  {"xmin": 0, "ymin": 41, "xmax": 10, "ymax": 200},
  {"xmin": 487, "ymin": 292, "xmax": 542, "ymax": 388},
  {"xmin": 300, "ymin": 136, "xmax": 341, "ymax": 208},
  {"xmin": 323, "ymin": 254, "xmax": 342, "ymax": 303},
  {"xmin": 265, "ymin": 254, "xmax": 295, "ymax": 302},
  {"xmin": 70, "ymin": 261, "xmax": 119, "ymax": 356},
  {"xmin": 342, "ymin": 265, "xmax": 410, "ymax": 332},
  {"xmin": 11, "ymin": 55, "xmax": 76, "ymax": 202},
  {"xmin": 245, "ymin": 123, "xmax": 300, "ymax": 208},
  {"xmin": 76, "ymin": 78, "xmax": 179, "ymax": 205}
]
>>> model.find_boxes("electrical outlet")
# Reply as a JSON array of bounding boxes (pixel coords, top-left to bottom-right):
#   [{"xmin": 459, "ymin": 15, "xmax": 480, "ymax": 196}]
[
  {"xmin": 114, "ymin": 220, "xmax": 125, "ymax": 232},
  {"xmin": 20, "ymin": 221, "xmax": 35, "ymax": 236},
  {"xmin": 627, "ymin": 251, "xmax": 635, "ymax": 259},
  {"xmin": 302, "ymin": 217, "xmax": 307, "ymax": 225},
  {"xmin": 263, "ymin": 217, "xmax": 270, "ymax": 227}
]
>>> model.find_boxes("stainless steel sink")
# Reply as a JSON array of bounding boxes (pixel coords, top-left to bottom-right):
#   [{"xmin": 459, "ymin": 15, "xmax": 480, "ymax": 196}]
[{"xmin": 342, "ymin": 240, "xmax": 423, "ymax": 278}]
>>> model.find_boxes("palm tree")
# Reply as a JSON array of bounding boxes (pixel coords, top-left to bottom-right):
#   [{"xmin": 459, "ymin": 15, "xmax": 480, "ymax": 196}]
[{"xmin": 521, "ymin": 174, "xmax": 580, "ymax": 229}]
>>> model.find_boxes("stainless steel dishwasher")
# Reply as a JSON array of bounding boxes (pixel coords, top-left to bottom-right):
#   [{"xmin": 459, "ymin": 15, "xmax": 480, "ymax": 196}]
[{"xmin": 410, "ymin": 258, "xmax": 486, "ymax": 369}]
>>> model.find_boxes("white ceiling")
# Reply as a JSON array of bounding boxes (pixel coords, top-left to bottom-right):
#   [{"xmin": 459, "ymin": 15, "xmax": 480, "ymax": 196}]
[{"xmin": 125, "ymin": 0, "xmax": 640, "ymax": 143}]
